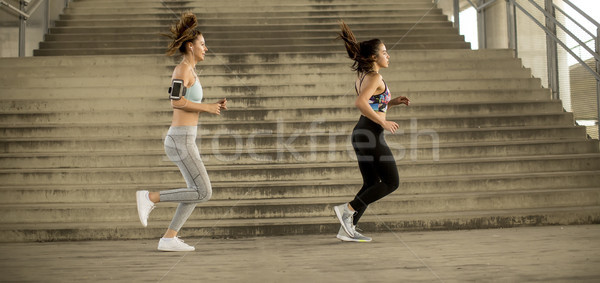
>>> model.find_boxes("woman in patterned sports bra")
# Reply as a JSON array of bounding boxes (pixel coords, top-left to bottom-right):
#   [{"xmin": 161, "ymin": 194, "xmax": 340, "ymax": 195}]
[
  {"xmin": 135, "ymin": 12, "xmax": 227, "ymax": 252},
  {"xmin": 333, "ymin": 21, "xmax": 410, "ymax": 242}
]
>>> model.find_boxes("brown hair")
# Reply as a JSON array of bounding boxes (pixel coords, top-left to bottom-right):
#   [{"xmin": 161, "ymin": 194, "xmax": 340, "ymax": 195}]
[
  {"xmin": 337, "ymin": 21, "xmax": 383, "ymax": 74},
  {"xmin": 163, "ymin": 12, "xmax": 202, "ymax": 56}
]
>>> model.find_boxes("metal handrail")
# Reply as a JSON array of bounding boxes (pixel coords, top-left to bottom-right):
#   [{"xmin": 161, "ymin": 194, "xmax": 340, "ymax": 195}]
[
  {"xmin": 553, "ymin": 4, "xmax": 596, "ymax": 40},
  {"xmin": 0, "ymin": 0, "xmax": 44, "ymax": 20},
  {"xmin": 466, "ymin": 0, "xmax": 498, "ymax": 12},
  {"xmin": 0, "ymin": 0, "xmax": 70, "ymax": 57},
  {"xmin": 526, "ymin": 0, "xmax": 599, "ymax": 62},
  {"xmin": 570, "ymin": 39, "xmax": 594, "ymax": 52},
  {"xmin": 0, "ymin": 1, "xmax": 28, "ymax": 18},
  {"xmin": 562, "ymin": 0, "xmax": 600, "ymax": 28},
  {"xmin": 510, "ymin": 0, "xmax": 599, "ymax": 81},
  {"xmin": 506, "ymin": 0, "xmax": 599, "ymax": 137}
]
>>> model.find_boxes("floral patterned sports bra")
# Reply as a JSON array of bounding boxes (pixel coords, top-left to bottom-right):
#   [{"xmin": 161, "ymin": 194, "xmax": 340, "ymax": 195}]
[{"xmin": 355, "ymin": 73, "xmax": 391, "ymax": 113}]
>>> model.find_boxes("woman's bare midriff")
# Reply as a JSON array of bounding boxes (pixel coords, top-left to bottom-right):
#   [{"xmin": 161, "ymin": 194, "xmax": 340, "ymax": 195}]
[{"xmin": 171, "ymin": 108, "xmax": 199, "ymax": 126}]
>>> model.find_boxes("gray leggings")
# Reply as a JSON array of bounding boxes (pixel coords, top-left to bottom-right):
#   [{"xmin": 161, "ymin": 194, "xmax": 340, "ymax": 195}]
[{"xmin": 161, "ymin": 126, "xmax": 212, "ymax": 231}]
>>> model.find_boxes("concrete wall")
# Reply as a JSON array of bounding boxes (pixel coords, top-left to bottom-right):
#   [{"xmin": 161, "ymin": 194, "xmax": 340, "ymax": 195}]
[{"xmin": 436, "ymin": 0, "xmax": 455, "ymax": 22}]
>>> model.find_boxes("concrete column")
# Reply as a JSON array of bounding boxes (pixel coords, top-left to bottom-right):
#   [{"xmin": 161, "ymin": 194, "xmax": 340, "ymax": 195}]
[
  {"xmin": 483, "ymin": 0, "xmax": 508, "ymax": 49},
  {"xmin": 18, "ymin": 0, "xmax": 26, "ymax": 57},
  {"xmin": 545, "ymin": 0, "xmax": 559, "ymax": 100},
  {"xmin": 477, "ymin": 0, "xmax": 487, "ymax": 49}
]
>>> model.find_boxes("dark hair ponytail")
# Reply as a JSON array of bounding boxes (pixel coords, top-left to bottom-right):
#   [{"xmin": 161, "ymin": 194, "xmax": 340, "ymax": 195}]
[
  {"xmin": 163, "ymin": 12, "xmax": 202, "ymax": 56},
  {"xmin": 337, "ymin": 21, "xmax": 382, "ymax": 74}
]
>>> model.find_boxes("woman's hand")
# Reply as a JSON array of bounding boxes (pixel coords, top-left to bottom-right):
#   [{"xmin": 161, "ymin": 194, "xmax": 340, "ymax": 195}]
[
  {"xmin": 390, "ymin": 96, "xmax": 410, "ymax": 106},
  {"xmin": 217, "ymin": 98, "xmax": 228, "ymax": 110},
  {"xmin": 206, "ymin": 103, "xmax": 222, "ymax": 115},
  {"xmin": 381, "ymin": 120, "xmax": 399, "ymax": 134}
]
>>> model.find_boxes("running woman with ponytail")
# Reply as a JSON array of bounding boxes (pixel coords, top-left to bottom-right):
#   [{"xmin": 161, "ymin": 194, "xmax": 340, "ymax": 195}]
[
  {"xmin": 333, "ymin": 21, "xmax": 410, "ymax": 242},
  {"xmin": 135, "ymin": 12, "xmax": 227, "ymax": 252}
]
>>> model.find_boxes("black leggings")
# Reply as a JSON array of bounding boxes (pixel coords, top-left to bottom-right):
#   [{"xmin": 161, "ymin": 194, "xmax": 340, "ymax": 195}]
[{"xmin": 349, "ymin": 115, "xmax": 400, "ymax": 225}]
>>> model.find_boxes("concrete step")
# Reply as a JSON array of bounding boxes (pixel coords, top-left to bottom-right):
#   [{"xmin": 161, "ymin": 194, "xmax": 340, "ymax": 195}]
[
  {"xmin": 1, "ymin": 170, "xmax": 599, "ymax": 204},
  {"xmin": 0, "ymin": 140, "xmax": 597, "ymax": 169},
  {"xmin": 0, "ymin": 75, "xmax": 540, "ymax": 91},
  {"xmin": 64, "ymin": 2, "xmax": 437, "ymax": 12},
  {"xmin": 2, "ymin": 61, "xmax": 529, "ymax": 81},
  {"xmin": 54, "ymin": 14, "xmax": 450, "ymax": 26},
  {"xmin": 0, "ymin": 59, "xmax": 526, "ymax": 79},
  {"xmin": 0, "ymin": 89, "xmax": 551, "ymax": 109},
  {"xmin": 43, "ymin": 27, "xmax": 459, "ymax": 42},
  {"xmin": 44, "ymin": 21, "xmax": 454, "ymax": 35},
  {"xmin": 0, "ymin": 113, "xmax": 577, "ymax": 138},
  {"xmin": 68, "ymin": 0, "xmax": 434, "ymax": 8},
  {"xmin": 33, "ymin": 42, "xmax": 471, "ymax": 56},
  {"xmin": 2, "ymin": 188, "xmax": 599, "ymax": 224},
  {"xmin": 50, "ymin": 24, "xmax": 453, "ymax": 37},
  {"xmin": 0, "ymin": 54, "xmax": 521, "ymax": 73},
  {"xmin": 1, "ymin": 206, "xmax": 599, "ymax": 242},
  {"xmin": 59, "ymin": 9, "xmax": 443, "ymax": 20},
  {"xmin": 0, "ymin": 126, "xmax": 587, "ymax": 153},
  {"xmin": 38, "ymin": 35, "xmax": 466, "ymax": 50},
  {"xmin": 0, "ymin": 78, "xmax": 547, "ymax": 102},
  {"xmin": 0, "ymin": 101, "xmax": 564, "ymax": 123},
  {"xmin": 0, "ymin": 89, "xmax": 551, "ymax": 105},
  {"xmin": 0, "ymin": 50, "xmax": 518, "ymax": 67},
  {"xmin": 51, "ymin": 15, "xmax": 451, "ymax": 26},
  {"xmin": 225, "ymin": 89, "xmax": 551, "ymax": 105},
  {"xmin": 54, "ymin": 12, "xmax": 450, "ymax": 27},
  {"xmin": 1, "ymin": 154, "xmax": 599, "ymax": 185}
]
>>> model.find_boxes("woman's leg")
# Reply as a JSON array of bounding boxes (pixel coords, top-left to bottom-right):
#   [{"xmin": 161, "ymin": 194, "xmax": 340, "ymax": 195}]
[
  {"xmin": 161, "ymin": 126, "xmax": 212, "ymax": 235},
  {"xmin": 349, "ymin": 120, "xmax": 399, "ymax": 225},
  {"xmin": 351, "ymin": 145, "xmax": 380, "ymax": 226}
]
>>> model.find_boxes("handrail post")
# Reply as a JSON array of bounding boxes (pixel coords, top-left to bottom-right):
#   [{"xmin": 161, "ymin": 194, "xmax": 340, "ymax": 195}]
[
  {"xmin": 506, "ymin": 0, "xmax": 517, "ymax": 55},
  {"xmin": 18, "ymin": 0, "xmax": 26, "ymax": 57},
  {"xmin": 477, "ymin": 0, "xmax": 487, "ymax": 49},
  {"xmin": 43, "ymin": 0, "xmax": 49, "ymax": 34},
  {"xmin": 453, "ymin": 0, "xmax": 460, "ymax": 30},
  {"xmin": 596, "ymin": 27, "xmax": 600, "ymax": 139},
  {"xmin": 545, "ymin": 0, "xmax": 559, "ymax": 100}
]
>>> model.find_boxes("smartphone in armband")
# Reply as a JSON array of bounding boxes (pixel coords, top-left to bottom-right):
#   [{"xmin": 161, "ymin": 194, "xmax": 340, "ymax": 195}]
[{"xmin": 168, "ymin": 79, "xmax": 187, "ymax": 100}]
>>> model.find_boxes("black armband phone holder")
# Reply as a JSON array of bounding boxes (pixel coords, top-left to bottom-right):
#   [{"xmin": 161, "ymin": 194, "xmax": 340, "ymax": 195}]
[{"xmin": 168, "ymin": 79, "xmax": 187, "ymax": 100}]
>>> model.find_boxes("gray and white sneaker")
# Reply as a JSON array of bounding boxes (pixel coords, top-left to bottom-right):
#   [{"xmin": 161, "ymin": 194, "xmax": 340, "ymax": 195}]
[
  {"xmin": 157, "ymin": 237, "xmax": 195, "ymax": 252},
  {"xmin": 333, "ymin": 203, "xmax": 354, "ymax": 237},
  {"xmin": 136, "ymin": 190, "xmax": 155, "ymax": 227},
  {"xmin": 336, "ymin": 225, "xmax": 372, "ymax": 242}
]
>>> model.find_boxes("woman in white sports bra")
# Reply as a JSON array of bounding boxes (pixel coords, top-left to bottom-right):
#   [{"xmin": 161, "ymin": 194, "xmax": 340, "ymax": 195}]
[{"xmin": 135, "ymin": 12, "xmax": 227, "ymax": 252}]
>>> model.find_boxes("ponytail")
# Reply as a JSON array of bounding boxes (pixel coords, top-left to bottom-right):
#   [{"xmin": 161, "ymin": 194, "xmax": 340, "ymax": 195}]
[
  {"xmin": 337, "ymin": 20, "xmax": 382, "ymax": 74},
  {"xmin": 338, "ymin": 21, "xmax": 360, "ymax": 61},
  {"xmin": 163, "ymin": 12, "xmax": 202, "ymax": 56}
]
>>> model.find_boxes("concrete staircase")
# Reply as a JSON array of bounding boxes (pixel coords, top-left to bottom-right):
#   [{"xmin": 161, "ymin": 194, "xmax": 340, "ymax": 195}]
[{"xmin": 0, "ymin": 0, "xmax": 599, "ymax": 242}]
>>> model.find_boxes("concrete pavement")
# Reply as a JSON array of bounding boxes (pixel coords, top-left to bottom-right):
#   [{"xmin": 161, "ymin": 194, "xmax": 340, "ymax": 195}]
[{"xmin": 0, "ymin": 225, "xmax": 599, "ymax": 282}]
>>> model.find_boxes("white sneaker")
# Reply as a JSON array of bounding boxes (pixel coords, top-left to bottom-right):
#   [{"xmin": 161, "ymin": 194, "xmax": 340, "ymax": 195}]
[
  {"xmin": 336, "ymin": 225, "xmax": 372, "ymax": 242},
  {"xmin": 333, "ymin": 203, "xmax": 354, "ymax": 237},
  {"xmin": 136, "ymin": 190, "xmax": 155, "ymax": 227},
  {"xmin": 158, "ymin": 237, "xmax": 195, "ymax": 252}
]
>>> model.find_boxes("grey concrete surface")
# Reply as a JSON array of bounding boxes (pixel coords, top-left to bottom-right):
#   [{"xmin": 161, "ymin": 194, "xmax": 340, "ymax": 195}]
[{"xmin": 0, "ymin": 225, "xmax": 599, "ymax": 282}]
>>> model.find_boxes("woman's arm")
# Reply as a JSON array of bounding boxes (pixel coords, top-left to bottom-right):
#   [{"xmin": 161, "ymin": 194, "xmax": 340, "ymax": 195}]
[
  {"xmin": 355, "ymin": 73, "xmax": 399, "ymax": 133},
  {"xmin": 171, "ymin": 97, "xmax": 222, "ymax": 114},
  {"xmin": 169, "ymin": 64, "xmax": 225, "ymax": 115},
  {"xmin": 388, "ymin": 96, "xmax": 410, "ymax": 107}
]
